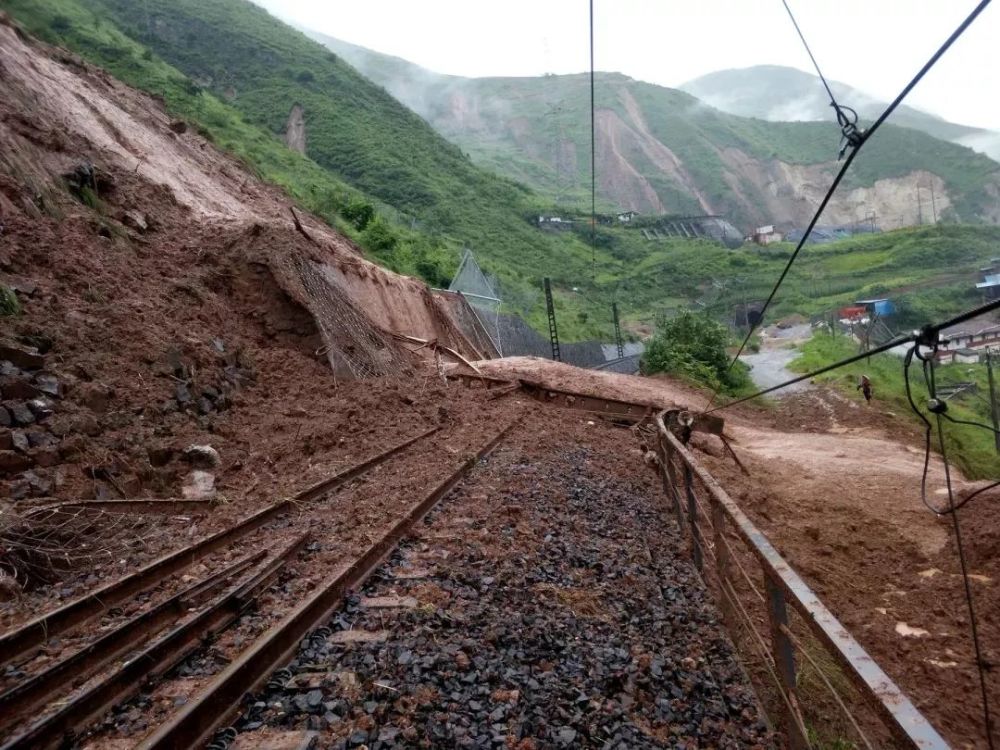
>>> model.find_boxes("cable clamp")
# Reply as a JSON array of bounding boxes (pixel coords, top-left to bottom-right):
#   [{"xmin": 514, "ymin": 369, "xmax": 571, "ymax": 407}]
[
  {"xmin": 915, "ymin": 324, "xmax": 941, "ymax": 349},
  {"xmin": 833, "ymin": 103, "xmax": 865, "ymax": 158},
  {"xmin": 927, "ymin": 398, "xmax": 948, "ymax": 414}
]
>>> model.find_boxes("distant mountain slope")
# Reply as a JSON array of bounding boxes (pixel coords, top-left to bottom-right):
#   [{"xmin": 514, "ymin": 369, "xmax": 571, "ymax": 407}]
[
  {"xmin": 681, "ymin": 65, "xmax": 1000, "ymax": 161},
  {"xmin": 313, "ymin": 34, "xmax": 1000, "ymax": 230}
]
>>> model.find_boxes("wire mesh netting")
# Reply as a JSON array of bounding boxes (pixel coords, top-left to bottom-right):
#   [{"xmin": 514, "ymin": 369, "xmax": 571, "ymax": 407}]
[
  {"xmin": 0, "ymin": 505, "xmax": 170, "ymax": 587},
  {"xmin": 270, "ymin": 252, "xmax": 409, "ymax": 379},
  {"xmin": 449, "ymin": 249, "xmax": 503, "ymax": 355}
]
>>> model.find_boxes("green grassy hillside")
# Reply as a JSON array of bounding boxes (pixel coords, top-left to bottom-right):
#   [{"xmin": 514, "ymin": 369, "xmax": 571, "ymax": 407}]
[
  {"xmin": 605, "ymin": 224, "xmax": 1000, "ymax": 333},
  {"xmin": 792, "ymin": 334, "xmax": 1000, "ymax": 480}
]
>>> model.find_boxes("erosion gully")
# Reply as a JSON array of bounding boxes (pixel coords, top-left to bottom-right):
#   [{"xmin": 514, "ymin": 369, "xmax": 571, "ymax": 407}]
[{"xmin": 0, "ymin": 390, "xmax": 769, "ymax": 749}]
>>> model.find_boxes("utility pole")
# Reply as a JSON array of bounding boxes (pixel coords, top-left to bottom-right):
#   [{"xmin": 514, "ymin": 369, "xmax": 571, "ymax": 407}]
[
  {"xmin": 612, "ymin": 301, "xmax": 624, "ymax": 359},
  {"xmin": 543, "ymin": 277, "xmax": 561, "ymax": 362},
  {"xmin": 930, "ymin": 183, "xmax": 938, "ymax": 224},
  {"xmin": 987, "ymin": 350, "xmax": 1000, "ymax": 454}
]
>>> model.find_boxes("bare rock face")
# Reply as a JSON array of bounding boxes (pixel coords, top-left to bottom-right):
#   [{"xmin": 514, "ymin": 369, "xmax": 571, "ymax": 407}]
[{"xmin": 284, "ymin": 104, "xmax": 306, "ymax": 155}]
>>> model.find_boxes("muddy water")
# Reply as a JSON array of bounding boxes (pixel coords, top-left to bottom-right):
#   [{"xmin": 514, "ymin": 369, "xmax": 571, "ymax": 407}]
[{"xmin": 740, "ymin": 323, "xmax": 813, "ymax": 394}]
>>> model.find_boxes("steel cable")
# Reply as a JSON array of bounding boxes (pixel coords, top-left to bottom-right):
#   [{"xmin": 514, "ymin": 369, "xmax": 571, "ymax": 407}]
[{"xmin": 705, "ymin": 0, "xmax": 993, "ymax": 410}]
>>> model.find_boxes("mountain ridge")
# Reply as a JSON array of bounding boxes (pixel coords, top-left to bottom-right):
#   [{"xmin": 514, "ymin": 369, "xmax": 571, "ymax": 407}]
[
  {"xmin": 680, "ymin": 64, "xmax": 1000, "ymax": 160},
  {"xmin": 311, "ymin": 32, "xmax": 1000, "ymax": 231}
]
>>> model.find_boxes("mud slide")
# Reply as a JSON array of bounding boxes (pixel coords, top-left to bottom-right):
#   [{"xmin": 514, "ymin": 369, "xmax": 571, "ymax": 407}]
[{"xmin": 0, "ymin": 18, "xmax": 481, "ymax": 371}]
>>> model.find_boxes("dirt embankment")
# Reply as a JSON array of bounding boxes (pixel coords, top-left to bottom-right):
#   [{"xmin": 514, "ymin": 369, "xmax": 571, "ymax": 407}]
[{"xmin": 0, "ymin": 17, "xmax": 483, "ymax": 519}]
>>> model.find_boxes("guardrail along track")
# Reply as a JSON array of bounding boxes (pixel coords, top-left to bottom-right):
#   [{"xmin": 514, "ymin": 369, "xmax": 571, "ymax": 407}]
[
  {"xmin": 0, "ymin": 425, "xmax": 439, "ymax": 668},
  {"xmin": 139, "ymin": 420, "xmax": 517, "ymax": 750},
  {"xmin": 654, "ymin": 414, "xmax": 948, "ymax": 750}
]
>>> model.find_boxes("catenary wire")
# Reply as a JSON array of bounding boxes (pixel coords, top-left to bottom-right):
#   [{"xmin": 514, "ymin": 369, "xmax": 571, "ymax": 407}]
[
  {"xmin": 781, "ymin": 0, "xmax": 863, "ymax": 151},
  {"xmin": 704, "ymin": 0, "xmax": 992, "ymax": 410}
]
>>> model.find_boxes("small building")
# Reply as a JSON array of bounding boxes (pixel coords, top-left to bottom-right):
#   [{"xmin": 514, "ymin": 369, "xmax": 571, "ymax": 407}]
[
  {"xmin": 976, "ymin": 273, "xmax": 1000, "ymax": 301},
  {"xmin": 939, "ymin": 321, "xmax": 1000, "ymax": 353},
  {"xmin": 855, "ymin": 298, "xmax": 895, "ymax": 318},
  {"xmin": 838, "ymin": 305, "xmax": 868, "ymax": 324},
  {"xmin": 617, "ymin": 210, "xmax": 639, "ymax": 223},
  {"xmin": 750, "ymin": 225, "xmax": 783, "ymax": 245},
  {"xmin": 938, "ymin": 348, "xmax": 983, "ymax": 365},
  {"xmin": 537, "ymin": 216, "xmax": 573, "ymax": 231}
]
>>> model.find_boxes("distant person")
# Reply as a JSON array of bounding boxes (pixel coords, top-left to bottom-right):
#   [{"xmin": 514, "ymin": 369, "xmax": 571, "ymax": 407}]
[{"xmin": 857, "ymin": 374, "xmax": 873, "ymax": 403}]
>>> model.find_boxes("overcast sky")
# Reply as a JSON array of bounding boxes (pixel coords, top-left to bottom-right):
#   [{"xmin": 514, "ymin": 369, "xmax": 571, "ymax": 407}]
[{"xmin": 251, "ymin": 0, "xmax": 999, "ymax": 131}]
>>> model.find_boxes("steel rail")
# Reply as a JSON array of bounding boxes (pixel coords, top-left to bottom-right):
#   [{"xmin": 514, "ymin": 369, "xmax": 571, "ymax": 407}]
[
  {"xmin": 0, "ymin": 425, "xmax": 438, "ymax": 665},
  {"xmin": 0, "ymin": 533, "xmax": 310, "ymax": 750},
  {"xmin": 0, "ymin": 549, "xmax": 266, "ymax": 733},
  {"xmin": 657, "ymin": 415, "xmax": 948, "ymax": 749},
  {"xmin": 139, "ymin": 420, "xmax": 518, "ymax": 750}
]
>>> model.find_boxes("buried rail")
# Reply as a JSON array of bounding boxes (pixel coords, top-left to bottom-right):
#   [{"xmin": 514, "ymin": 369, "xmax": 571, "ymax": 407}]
[
  {"xmin": 655, "ymin": 414, "xmax": 948, "ymax": 750},
  {"xmin": 0, "ymin": 424, "xmax": 439, "ymax": 667},
  {"xmin": 0, "ymin": 533, "xmax": 310, "ymax": 750},
  {"xmin": 139, "ymin": 419, "xmax": 519, "ymax": 750}
]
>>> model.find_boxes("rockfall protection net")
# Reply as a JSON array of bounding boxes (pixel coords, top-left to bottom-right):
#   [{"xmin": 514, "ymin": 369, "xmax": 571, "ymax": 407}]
[
  {"xmin": 271, "ymin": 252, "xmax": 408, "ymax": 379},
  {"xmin": 1, "ymin": 505, "xmax": 169, "ymax": 586},
  {"xmin": 449, "ymin": 249, "xmax": 503, "ymax": 355}
]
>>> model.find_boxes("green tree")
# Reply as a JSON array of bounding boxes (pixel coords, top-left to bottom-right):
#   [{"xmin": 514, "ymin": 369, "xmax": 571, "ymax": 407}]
[
  {"xmin": 641, "ymin": 310, "xmax": 751, "ymax": 394},
  {"xmin": 362, "ymin": 217, "xmax": 398, "ymax": 255},
  {"xmin": 341, "ymin": 198, "xmax": 375, "ymax": 230}
]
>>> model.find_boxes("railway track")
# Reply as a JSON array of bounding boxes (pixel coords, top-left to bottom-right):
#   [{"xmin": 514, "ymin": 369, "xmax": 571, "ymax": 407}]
[
  {"xmin": 191, "ymin": 418, "xmax": 771, "ymax": 749},
  {"xmin": 0, "ymin": 420, "xmax": 517, "ymax": 749}
]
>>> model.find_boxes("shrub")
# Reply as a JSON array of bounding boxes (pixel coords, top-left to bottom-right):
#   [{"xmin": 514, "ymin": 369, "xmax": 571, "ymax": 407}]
[
  {"xmin": 641, "ymin": 310, "xmax": 752, "ymax": 394},
  {"xmin": 0, "ymin": 286, "xmax": 20, "ymax": 317},
  {"xmin": 341, "ymin": 198, "xmax": 375, "ymax": 231},
  {"xmin": 362, "ymin": 217, "xmax": 398, "ymax": 255},
  {"xmin": 49, "ymin": 14, "xmax": 71, "ymax": 34}
]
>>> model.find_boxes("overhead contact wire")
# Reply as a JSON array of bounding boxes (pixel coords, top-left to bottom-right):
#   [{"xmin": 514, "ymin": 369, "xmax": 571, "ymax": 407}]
[{"xmin": 704, "ymin": 0, "xmax": 992, "ymax": 410}]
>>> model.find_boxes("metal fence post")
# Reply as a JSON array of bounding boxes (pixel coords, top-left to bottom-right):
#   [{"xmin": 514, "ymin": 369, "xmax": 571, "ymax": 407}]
[
  {"xmin": 683, "ymin": 465, "xmax": 702, "ymax": 572},
  {"xmin": 764, "ymin": 573, "xmax": 808, "ymax": 750},
  {"xmin": 660, "ymin": 438, "xmax": 685, "ymax": 530},
  {"xmin": 710, "ymin": 498, "xmax": 732, "ymax": 625}
]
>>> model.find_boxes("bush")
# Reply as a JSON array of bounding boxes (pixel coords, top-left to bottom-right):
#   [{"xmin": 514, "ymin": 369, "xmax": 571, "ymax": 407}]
[
  {"xmin": 415, "ymin": 256, "xmax": 450, "ymax": 287},
  {"xmin": 362, "ymin": 217, "xmax": 398, "ymax": 255},
  {"xmin": 641, "ymin": 310, "xmax": 752, "ymax": 394},
  {"xmin": 50, "ymin": 14, "xmax": 71, "ymax": 33},
  {"xmin": 341, "ymin": 198, "xmax": 375, "ymax": 231}
]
